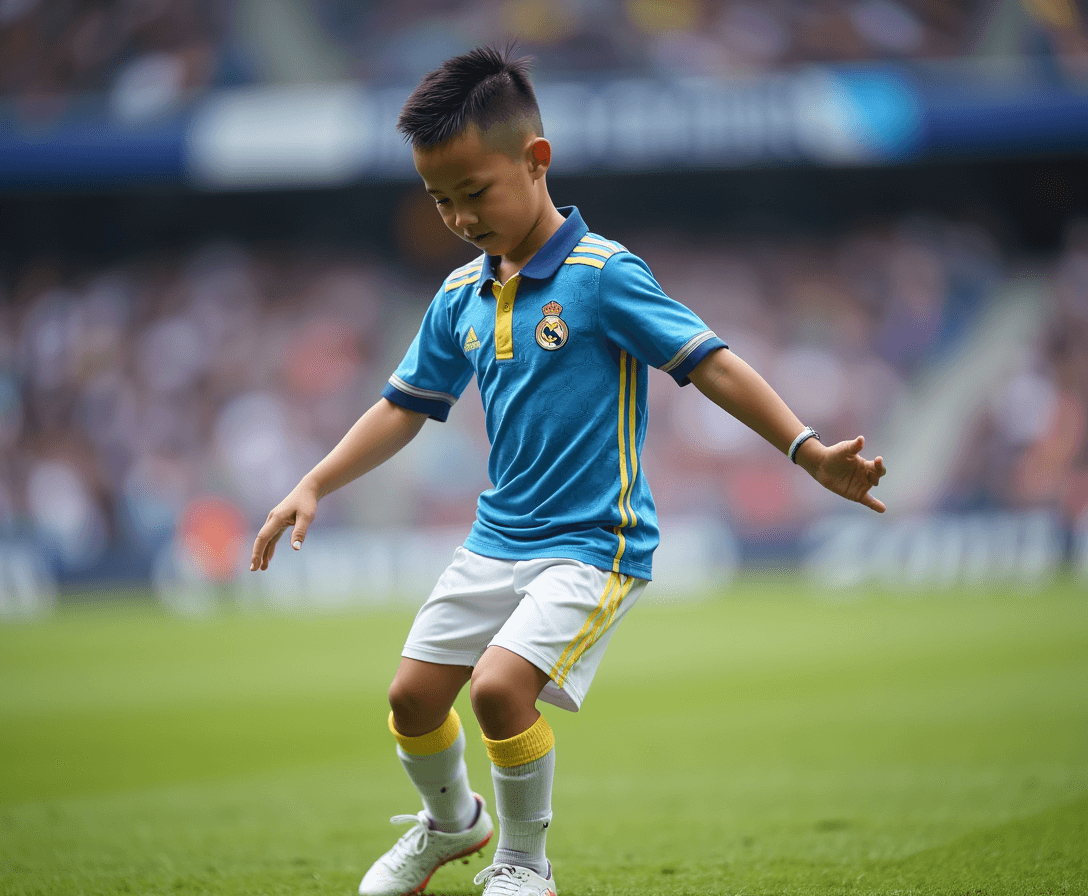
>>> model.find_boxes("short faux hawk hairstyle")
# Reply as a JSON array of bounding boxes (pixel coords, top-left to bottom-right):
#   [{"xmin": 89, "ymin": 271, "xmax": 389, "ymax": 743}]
[{"xmin": 397, "ymin": 45, "xmax": 544, "ymax": 151}]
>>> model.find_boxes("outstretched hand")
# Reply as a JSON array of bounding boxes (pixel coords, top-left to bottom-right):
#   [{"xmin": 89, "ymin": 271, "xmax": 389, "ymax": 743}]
[
  {"xmin": 803, "ymin": 435, "xmax": 887, "ymax": 513},
  {"xmin": 250, "ymin": 481, "xmax": 319, "ymax": 571}
]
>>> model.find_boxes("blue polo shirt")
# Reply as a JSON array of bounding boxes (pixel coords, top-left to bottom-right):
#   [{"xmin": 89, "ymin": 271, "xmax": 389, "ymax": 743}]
[{"xmin": 382, "ymin": 206, "xmax": 725, "ymax": 579}]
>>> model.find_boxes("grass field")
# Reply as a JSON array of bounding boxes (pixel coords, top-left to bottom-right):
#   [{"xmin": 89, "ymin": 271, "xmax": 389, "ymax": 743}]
[{"xmin": 1, "ymin": 576, "xmax": 1086, "ymax": 896}]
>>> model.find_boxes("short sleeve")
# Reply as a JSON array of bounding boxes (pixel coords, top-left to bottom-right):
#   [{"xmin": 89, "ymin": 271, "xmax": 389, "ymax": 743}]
[
  {"xmin": 382, "ymin": 288, "xmax": 474, "ymax": 421},
  {"xmin": 598, "ymin": 252, "xmax": 727, "ymax": 385}
]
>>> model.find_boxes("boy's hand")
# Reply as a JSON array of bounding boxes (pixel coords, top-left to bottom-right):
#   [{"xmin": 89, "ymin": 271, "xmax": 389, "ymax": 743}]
[
  {"xmin": 250, "ymin": 480, "xmax": 320, "ymax": 571},
  {"xmin": 797, "ymin": 435, "xmax": 887, "ymax": 513}
]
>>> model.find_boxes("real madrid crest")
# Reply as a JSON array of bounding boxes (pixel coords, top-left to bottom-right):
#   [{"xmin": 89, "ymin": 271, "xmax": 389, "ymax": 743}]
[{"xmin": 535, "ymin": 300, "xmax": 569, "ymax": 351}]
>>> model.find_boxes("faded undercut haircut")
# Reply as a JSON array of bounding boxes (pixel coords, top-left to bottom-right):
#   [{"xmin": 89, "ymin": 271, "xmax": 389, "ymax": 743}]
[{"xmin": 397, "ymin": 46, "xmax": 544, "ymax": 155}]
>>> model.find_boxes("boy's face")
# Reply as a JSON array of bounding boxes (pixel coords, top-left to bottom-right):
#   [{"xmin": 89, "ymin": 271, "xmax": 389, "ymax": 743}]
[{"xmin": 413, "ymin": 124, "xmax": 547, "ymax": 261}]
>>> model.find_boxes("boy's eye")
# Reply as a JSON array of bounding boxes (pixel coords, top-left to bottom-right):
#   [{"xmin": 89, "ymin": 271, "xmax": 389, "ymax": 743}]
[
  {"xmin": 434, "ymin": 197, "xmax": 449, "ymax": 206},
  {"xmin": 468, "ymin": 187, "xmax": 486, "ymax": 199}
]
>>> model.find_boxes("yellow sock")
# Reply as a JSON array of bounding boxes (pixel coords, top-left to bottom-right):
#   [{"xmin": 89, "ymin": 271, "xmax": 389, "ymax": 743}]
[{"xmin": 481, "ymin": 714, "xmax": 555, "ymax": 767}]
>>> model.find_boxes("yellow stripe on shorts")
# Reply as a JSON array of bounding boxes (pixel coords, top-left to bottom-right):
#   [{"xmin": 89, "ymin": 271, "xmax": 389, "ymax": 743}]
[
  {"xmin": 550, "ymin": 572, "xmax": 619, "ymax": 688},
  {"xmin": 556, "ymin": 574, "xmax": 635, "ymax": 687}
]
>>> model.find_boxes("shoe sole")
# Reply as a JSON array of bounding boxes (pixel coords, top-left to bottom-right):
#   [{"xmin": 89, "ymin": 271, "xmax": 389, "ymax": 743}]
[{"xmin": 406, "ymin": 830, "xmax": 493, "ymax": 895}]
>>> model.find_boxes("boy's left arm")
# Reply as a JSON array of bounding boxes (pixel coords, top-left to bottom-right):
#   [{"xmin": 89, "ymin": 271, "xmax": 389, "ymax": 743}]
[{"xmin": 688, "ymin": 348, "xmax": 887, "ymax": 513}]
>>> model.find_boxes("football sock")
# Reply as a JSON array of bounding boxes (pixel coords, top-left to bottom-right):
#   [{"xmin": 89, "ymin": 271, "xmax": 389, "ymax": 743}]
[
  {"xmin": 482, "ymin": 714, "xmax": 555, "ymax": 878},
  {"xmin": 389, "ymin": 708, "xmax": 478, "ymax": 833}
]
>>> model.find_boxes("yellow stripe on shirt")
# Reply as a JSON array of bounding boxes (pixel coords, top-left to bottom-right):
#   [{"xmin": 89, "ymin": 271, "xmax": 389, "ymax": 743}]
[
  {"xmin": 446, "ymin": 270, "xmax": 482, "ymax": 292},
  {"xmin": 563, "ymin": 256, "xmax": 606, "ymax": 269},
  {"xmin": 581, "ymin": 235, "xmax": 620, "ymax": 252},
  {"xmin": 614, "ymin": 351, "xmax": 632, "ymax": 570},
  {"xmin": 549, "ymin": 352, "xmax": 641, "ymax": 690},
  {"xmin": 622, "ymin": 353, "xmax": 637, "ymax": 527},
  {"xmin": 619, "ymin": 353, "xmax": 640, "ymax": 536},
  {"xmin": 572, "ymin": 244, "xmax": 614, "ymax": 259}
]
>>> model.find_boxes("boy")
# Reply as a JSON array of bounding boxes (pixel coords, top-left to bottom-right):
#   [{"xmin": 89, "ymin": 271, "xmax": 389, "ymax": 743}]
[{"xmin": 250, "ymin": 46, "xmax": 886, "ymax": 896}]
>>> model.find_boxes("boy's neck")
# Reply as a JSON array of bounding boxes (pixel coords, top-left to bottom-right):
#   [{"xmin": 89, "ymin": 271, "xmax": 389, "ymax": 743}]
[{"xmin": 496, "ymin": 201, "xmax": 566, "ymax": 284}]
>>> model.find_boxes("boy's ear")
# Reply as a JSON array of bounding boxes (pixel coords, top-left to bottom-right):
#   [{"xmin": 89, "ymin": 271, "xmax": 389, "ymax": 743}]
[{"xmin": 528, "ymin": 138, "xmax": 551, "ymax": 175}]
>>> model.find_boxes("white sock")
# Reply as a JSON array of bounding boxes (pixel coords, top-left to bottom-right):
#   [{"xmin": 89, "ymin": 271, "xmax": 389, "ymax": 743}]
[
  {"xmin": 391, "ymin": 711, "xmax": 477, "ymax": 833},
  {"xmin": 489, "ymin": 746, "xmax": 554, "ymax": 877}
]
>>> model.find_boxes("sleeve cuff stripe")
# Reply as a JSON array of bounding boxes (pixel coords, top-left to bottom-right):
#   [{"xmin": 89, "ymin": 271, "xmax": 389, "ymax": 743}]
[
  {"xmin": 388, "ymin": 374, "xmax": 457, "ymax": 407},
  {"xmin": 661, "ymin": 330, "xmax": 718, "ymax": 373}
]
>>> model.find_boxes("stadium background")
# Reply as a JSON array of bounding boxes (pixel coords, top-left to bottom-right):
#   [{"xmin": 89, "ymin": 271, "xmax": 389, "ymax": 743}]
[
  {"xmin": 2, "ymin": 4, "xmax": 1087, "ymax": 896},
  {"xmin": 0, "ymin": 0, "xmax": 1087, "ymax": 606}
]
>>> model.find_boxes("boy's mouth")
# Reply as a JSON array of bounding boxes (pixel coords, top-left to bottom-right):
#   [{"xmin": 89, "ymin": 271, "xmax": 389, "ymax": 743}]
[{"xmin": 467, "ymin": 232, "xmax": 492, "ymax": 243}]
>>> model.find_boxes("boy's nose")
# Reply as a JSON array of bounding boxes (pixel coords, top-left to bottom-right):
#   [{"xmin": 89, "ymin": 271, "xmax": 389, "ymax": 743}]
[{"xmin": 455, "ymin": 209, "xmax": 478, "ymax": 229}]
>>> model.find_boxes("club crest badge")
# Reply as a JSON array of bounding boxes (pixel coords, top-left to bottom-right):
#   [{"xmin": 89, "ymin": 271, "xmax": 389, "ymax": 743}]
[{"xmin": 535, "ymin": 301, "xmax": 569, "ymax": 351}]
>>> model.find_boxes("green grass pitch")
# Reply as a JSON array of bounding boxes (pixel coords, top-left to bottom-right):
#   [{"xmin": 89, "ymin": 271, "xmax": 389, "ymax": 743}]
[{"xmin": 1, "ymin": 576, "xmax": 1086, "ymax": 895}]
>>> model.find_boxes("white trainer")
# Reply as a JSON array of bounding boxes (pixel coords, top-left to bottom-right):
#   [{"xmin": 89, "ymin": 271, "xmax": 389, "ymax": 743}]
[
  {"xmin": 358, "ymin": 795, "xmax": 493, "ymax": 896},
  {"xmin": 473, "ymin": 863, "xmax": 557, "ymax": 896}
]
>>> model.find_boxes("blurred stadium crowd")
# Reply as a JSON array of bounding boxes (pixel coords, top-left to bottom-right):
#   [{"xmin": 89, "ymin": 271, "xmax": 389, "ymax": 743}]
[
  {"xmin": 1, "ymin": 0, "xmax": 1087, "ymax": 590},
  {"xmin": 1, "ymin": 0, "xmax": 1085, "ymax": 114},
  {"xmin": 2, "ymin": 213, "xmax": 1086, "ymax": 580}
]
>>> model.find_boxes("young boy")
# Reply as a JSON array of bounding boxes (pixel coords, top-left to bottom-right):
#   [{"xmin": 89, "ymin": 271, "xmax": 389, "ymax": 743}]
[{"xmin": 250, "ymin": 46, "xmax": 887, "ymax": 896}]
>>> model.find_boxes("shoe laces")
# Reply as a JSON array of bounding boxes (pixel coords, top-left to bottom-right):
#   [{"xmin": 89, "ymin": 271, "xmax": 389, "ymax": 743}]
[
  {"xmin": 473, "ymin": 863, "xmax": 536, "ymax": 894},
  {"xmin": 383, "ymin": 812, "xmax": 431, "ymax": 869}
]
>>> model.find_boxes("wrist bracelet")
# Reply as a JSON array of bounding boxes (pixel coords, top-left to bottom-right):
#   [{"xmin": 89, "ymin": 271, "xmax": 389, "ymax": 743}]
[{"xmin": 788, "ymin": 426, "xmax": 820, "ymax": 464}]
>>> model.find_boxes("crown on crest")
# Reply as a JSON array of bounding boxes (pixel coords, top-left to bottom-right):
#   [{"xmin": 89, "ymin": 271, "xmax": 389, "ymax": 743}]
[{"xmin": 541, "ymin": 301, "xmax": 563, "ymax": 316}]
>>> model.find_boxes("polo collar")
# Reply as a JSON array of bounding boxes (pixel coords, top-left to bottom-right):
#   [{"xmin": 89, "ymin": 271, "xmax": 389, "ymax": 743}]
[{"xmin": 477, "ymin": 206, "xmax": 588, "ymax": 295}]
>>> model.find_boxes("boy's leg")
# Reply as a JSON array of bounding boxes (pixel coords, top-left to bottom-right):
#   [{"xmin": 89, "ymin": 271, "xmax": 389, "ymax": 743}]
[
  {"xmin": 359, "ymin": 659, "xmax": 492, "ymax": 896},
  {"xmin": 471, "ymin": 647, "xmax": 556, "ymax": 881},
  {"xmin": 387, "ymin": 658, "xmax": 476, "ymax": 832},
  {"xmin": 468, "ymin": 558, "xmax": 648, "ymax": 894}
]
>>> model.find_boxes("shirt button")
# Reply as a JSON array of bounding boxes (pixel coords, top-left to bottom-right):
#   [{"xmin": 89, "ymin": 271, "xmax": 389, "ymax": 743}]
[{"xmin": 502, "ymin": 304, "xmax": 510, "ymax": 311}]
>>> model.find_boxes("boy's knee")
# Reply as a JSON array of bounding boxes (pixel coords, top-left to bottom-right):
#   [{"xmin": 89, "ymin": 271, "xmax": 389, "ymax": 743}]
[
  {"xmin": 387, "ymin": 660, "xmax": 471, "ymax": 737},
  {"xmin": 387, "ymin": 677, "xmax": 414, "ymax": 715},
  {"xmin": 468, "ymin": 666, "xmax": 511, "ymax": 716},
  {"xmin": 388, "ymin": 678, "xmax": 444, "ymax": 735}
]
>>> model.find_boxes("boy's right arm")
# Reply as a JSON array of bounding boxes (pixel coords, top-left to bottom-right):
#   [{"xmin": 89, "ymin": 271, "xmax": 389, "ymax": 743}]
[{"xmin": 249, "ymin": 398, "xmax": 428, "ymax": 571}]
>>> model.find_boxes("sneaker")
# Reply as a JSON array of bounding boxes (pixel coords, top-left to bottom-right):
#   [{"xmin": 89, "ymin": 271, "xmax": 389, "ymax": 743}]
[
  {"xmin": 473, "ymin": 863, "xmax": 557, "ymax": 896},
  {"xmin": 358, "ymin": 795, "xmax": 493, "ymax": 896}
]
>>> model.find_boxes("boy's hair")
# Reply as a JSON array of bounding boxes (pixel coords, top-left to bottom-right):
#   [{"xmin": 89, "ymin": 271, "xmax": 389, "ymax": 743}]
[{"xmin": 397, "ymin": 46, "xmax": 543, "ymax": 153}]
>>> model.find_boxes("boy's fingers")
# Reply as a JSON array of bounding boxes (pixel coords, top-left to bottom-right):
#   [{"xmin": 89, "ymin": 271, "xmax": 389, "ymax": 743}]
[
  {"xmin": 869, "ymin": 457, "xmax": 887, "ymax": 486},
  {"xmin": 251, "ymin": 516, "xmax": 288, "ymax": 570},
  {"xmin": 250, "ymin": 532, "xmax": 272, "ymax": 571},
  {"xmin": 291, "ymin": 511, "xmax": 315, "ymax": 550},
  {"xmin": 863, "ymin": 491, "xmax": 887, "ymax": 513}
]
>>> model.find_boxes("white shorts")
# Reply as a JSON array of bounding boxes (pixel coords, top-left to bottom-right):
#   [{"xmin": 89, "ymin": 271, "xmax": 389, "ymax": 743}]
[{"xmin": 402, "ymin": 547, "xmax": 648, "ymax": 712}]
